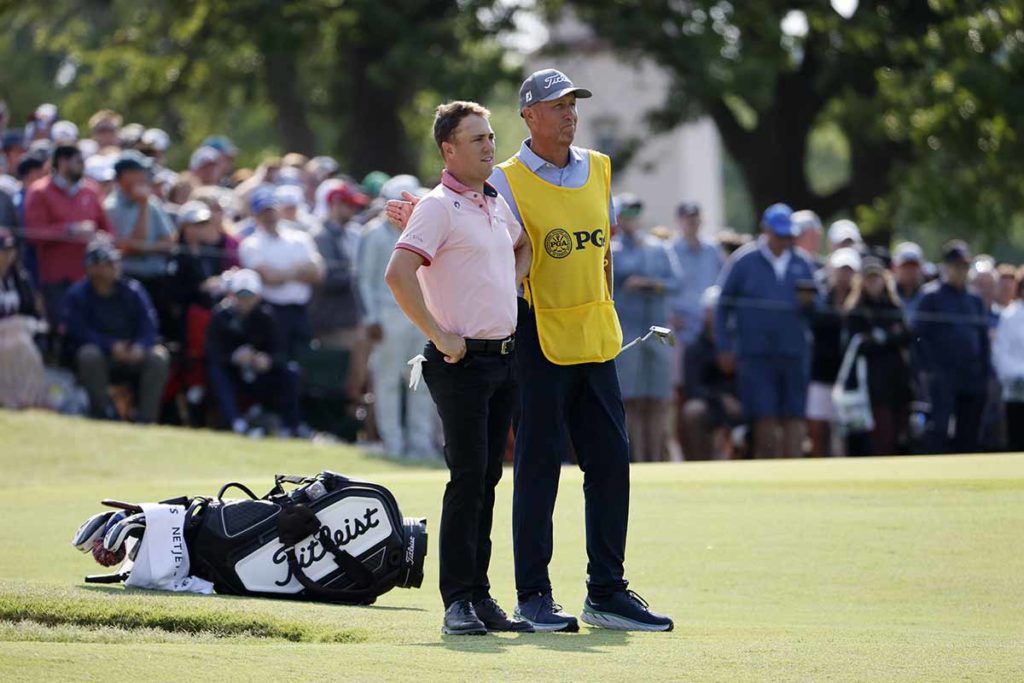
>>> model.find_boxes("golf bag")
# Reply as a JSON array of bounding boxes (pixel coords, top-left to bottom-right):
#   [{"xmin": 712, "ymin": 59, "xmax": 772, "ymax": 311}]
[{"xmin": 73, "ymin": 471, "xmax": 427, "ymax": 605}]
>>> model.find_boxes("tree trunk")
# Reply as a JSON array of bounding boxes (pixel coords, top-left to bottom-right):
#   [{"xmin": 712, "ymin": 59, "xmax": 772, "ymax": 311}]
[
  {"xmin": 262, "ymin": 48, "xmax": 317, "ymax": 156},
  {"xmin": 345, "ymin": 46, "xmax": 417, "ymax": 178}
]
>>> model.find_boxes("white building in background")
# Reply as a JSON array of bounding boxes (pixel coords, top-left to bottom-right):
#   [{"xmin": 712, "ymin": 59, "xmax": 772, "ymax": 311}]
[{"xmin": 527, "ymin": 15, "xmax": 724, "ymax": 232}]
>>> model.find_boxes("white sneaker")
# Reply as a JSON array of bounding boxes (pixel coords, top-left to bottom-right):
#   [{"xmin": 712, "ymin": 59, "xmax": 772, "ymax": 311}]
[{"xmin": 232, "ymin": 418, "xmax": 248, "ymax": 434}]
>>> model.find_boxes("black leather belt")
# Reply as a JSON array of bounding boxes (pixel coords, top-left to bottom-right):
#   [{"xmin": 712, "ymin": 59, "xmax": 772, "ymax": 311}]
[{"xmin": 464, "ymin": 335, "xmax": 515, "ymax": 355}]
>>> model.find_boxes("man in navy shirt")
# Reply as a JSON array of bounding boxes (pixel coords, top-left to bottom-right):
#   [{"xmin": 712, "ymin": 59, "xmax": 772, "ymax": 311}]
[
  {"xmin": 63, "ymin": 239, "xmax": 169, "ymax": 423},
  {"xmin": 915, "ymin": 240, "xmax": 990, "ymax": 453},
  {"xmin": 716, "ymin": 204, "xmax": 816, "ymax": 459}
]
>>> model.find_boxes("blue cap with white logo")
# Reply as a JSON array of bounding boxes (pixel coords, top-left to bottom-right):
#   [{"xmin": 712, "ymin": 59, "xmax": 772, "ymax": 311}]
[
  {"xmin": 519, "ymin": 69, "xmax": 593, "ymax": 112},
  {"xmin": 761, "ymin": 203, "xmax": 797, "ymax": 237}
]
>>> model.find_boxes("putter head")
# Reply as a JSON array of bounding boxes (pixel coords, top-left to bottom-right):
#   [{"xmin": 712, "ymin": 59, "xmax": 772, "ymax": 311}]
[{"xmin": 649, "ymin": 326, "xmax": 675, "ymax": 346}]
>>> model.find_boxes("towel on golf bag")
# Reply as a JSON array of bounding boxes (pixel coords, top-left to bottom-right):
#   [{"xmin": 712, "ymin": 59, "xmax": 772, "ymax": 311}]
[
  {"xmin": 123, "ymin": 503, "xmax": 215, "ymax": 594},
  {"xmin": 73, "ymin": 471, "xmax": 427, "ymax": 606}
]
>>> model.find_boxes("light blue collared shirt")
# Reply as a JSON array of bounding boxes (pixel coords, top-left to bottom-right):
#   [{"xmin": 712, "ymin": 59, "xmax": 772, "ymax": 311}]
[
  {"xmin": 103, "ymin": 189, "xmax": 176, "ymax": 279},
  {"xmin": 488, "ymin": 139, "xmax": 615, "ymax": 227},
  {"xmin": 612, "ymin": 231, "xmax": 682, "ymax": 339},
  {"xmin": 671, "ymin": 237, "xmax": 724, "ymax": 344}
]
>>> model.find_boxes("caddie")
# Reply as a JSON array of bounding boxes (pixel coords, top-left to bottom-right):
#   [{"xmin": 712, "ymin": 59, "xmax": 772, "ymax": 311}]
[{"xmin": 495, "ymin": 69, "xmax": 673, "ymax": 632}]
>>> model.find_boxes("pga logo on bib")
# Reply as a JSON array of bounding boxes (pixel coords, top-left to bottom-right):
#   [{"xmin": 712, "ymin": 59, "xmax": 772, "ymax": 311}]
[{"xmin": 543, "ymin": 227, "xmax": 606, "ymax": 259}]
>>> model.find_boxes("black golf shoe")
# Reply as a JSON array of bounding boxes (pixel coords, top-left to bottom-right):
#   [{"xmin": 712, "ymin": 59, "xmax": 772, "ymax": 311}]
[
  {"xmin": 442, "ymin": 599, "xmax": 487, "ymax": 635},
  {"xmin": 473, "ymin": 598, "xmax": 534, "ymax": 632}
]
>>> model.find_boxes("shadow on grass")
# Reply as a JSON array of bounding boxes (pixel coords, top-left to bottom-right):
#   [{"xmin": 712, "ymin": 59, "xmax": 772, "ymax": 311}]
[
  {"xmin": 416, "ymin": 629, "xmax": 632, "ymax": 653},
  {"xmin": 79, "ymin": 585, "xmax": 426, "ymax": 612},
  {"xmin": 2, "ymin": 589, "xmax": 364, "ymax": 643}
]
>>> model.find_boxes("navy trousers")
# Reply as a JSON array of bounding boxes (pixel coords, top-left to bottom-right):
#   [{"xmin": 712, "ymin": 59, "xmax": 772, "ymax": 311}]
[
  {"xmin": 927, "ymin": 378, "xmax": 986, "ymax": 454},
  {"xmin": 208, "ymin": 362, "xmax": 301, "ymax": 430},
  {"xmin": 268, "ymin": 303, "xmax": 312, "ymax": 361},
  {"xmin": 513, "ymin": 298, "xmax": 630, "ymax": 601}
]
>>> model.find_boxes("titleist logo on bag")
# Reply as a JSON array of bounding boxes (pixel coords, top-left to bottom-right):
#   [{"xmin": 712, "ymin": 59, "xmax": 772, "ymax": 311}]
[{"xmin": 234, "ymin": 497, "xmax": 393, "ymax": 593}]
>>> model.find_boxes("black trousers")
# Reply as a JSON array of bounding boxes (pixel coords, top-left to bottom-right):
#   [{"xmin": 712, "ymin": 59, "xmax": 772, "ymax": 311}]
[
  {"xmin": 512, "ymin": 299, "xmax": 630, "ymax": 602},
  {"xmin": 422, "ymin": 342, "xmax": 517, "ymax": 607}
]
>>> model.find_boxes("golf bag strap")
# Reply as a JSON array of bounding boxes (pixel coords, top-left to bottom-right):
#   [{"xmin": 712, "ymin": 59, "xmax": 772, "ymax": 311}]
[
  {"xmin": 284, "ymin": 547, "xmax": 378, "ymax": 603},
  {"xmin": 835, "ymin": 334, "xmax": 865, "ymax": 389},
  {"xmin": 315, "ymin": 527, "xmax": 375, "ymax": 588},
  {"xmin": 277, "ymin": 503, "xmax": 376, "ymax": 594},
  {"xmin": 268, "ymin": 474, "xmax": 318, "ymax": 497},
  {"xmin": 217, "ymin": 482, "xmax": 259, "ymax": 501}
]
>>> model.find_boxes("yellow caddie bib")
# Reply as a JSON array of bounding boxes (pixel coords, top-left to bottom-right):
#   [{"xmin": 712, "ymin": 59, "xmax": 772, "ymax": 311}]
[{"xmin": 497, "ymin": 150, "xmax": 623, "ymax": 365}]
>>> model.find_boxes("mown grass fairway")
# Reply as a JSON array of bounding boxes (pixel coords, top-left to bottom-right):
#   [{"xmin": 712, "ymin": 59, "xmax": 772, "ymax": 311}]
[{"xmin": 1, "ymin": 411, "xmax": 1022, "ymax": 681}]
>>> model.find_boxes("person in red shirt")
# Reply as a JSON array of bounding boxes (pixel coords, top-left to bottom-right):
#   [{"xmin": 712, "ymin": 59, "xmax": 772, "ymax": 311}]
[{"xmin": 24, "ymin": 144, "xmax": 112, "ymax": 331}]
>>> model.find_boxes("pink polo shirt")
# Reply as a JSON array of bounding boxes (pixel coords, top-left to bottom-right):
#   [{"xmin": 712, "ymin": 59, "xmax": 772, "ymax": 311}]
[{"xmin": 395, "ymin": 170, "xmax": 522, "ymax": 340}]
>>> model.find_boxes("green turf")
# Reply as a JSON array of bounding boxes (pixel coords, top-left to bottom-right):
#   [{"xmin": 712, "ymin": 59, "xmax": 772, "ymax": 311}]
[{"xmin": 1, "ymin": 411, "xmax": 1022, "ymax": 681}]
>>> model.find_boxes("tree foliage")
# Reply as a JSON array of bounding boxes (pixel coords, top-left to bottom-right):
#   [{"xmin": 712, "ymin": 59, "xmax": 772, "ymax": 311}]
[
  {"xmin": 0, "ymin": 0, "xmax": 518, "ymax": 176},
  {"xmin": 565, "ymin": 0, "xmax": 1024, "ymax": 249}
]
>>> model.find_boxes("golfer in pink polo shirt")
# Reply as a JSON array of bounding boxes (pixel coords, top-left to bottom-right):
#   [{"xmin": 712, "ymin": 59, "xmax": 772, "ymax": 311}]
[{"xmin": 385, "ymin": 101, "xmax": 532, "ymax": 635}]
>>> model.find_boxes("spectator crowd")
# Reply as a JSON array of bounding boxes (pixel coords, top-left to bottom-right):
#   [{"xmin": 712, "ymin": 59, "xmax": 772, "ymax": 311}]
[
  {"xmin": 0, "ymin": 102, "xmax": 437, "ymax": 454},
  {"xmin": 1, "ymin": 100, "xmax": 1023, "ymax": 460}
]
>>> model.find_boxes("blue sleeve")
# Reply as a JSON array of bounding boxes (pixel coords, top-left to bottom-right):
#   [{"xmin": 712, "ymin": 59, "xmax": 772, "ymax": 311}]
[
  {"xmin": 131, "ymin": 283, "xmax": 159, "ymax": 348},
  {"xmin": 63, "ymin": 287, "xmax": 115, "ymax": 353},
  {"xmin": 714, "ymin": 255, "xmax": 742, "ymax": 354},
  {"xmin": 653, "ymin": 244, "xmax": 683, "ymax": 294},
  {"xmin": 611, "ymin": 241, "xmax": 642, "ymax": 288},
  {"xmin": 487, "ymin": 168, "xmax": 522, "ymax": 226}
]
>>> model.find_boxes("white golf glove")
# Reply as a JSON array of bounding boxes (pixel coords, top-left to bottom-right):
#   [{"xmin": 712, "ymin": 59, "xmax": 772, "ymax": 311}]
[{"xmin": 407, "ymin": 354, "xmax": 426, "ymax": 391}]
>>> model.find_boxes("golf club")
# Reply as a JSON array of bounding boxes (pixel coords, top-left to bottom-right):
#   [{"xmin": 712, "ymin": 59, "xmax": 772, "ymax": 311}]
[{"xmin": 619, "ymin": 325, "xmax": 675, "ymax": 353}]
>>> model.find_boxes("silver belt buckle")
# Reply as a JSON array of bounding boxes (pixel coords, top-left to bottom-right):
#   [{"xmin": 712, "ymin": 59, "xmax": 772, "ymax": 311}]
[{"xmin": 500, "ymin": 338, "xmax": 512, "ymax": 355}]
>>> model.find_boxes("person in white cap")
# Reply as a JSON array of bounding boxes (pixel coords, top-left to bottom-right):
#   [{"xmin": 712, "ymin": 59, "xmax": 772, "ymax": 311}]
[
  {"xmin": 28, "ymin": 104, "xmax": 57, "ymax": 142},
  {"xmin": 827, "ymin": 219, "xmax": 863, "ymax": 252},
  {"xmin": 205, "ymin": 268, "xmax": 301, "ymax": 437},
  {"xmin": 84, "ymin": 155, "xmax": 116, "ymax": 198},
  {"xmin": 189, "ymin": 146, "xmax": 221, "ymax": 186},
  {"xmin": 50, "ymin": 120, "xmax": 79, "ymax": 145},
  {"xmin": 273, "ymin": 184, "xmax": 320, "ymax": 233},
  {"xmin": 140, "ymin": 128, "xmax": 170, "ymax": 166},
  {"xmin": 166, "ymin": 201, "xmax": 227, "ymax": 342},
  {"xmin": 806, "ymin": 246, "xmax": 861, "ymax": 457},
  {"xmin": 239, "ymin": 189, "xmax": 325, "ymax": 360},
  {"xmin": 792, "ymin": 210, "xmax": 824, "ymax": 267},
  {"xmin": 843, "ymin": 256, "xmax": 913, "ymax": 457},
  {"xmin": 357, "ymin": 174, "xmax": 438, "ymax": 460}
]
